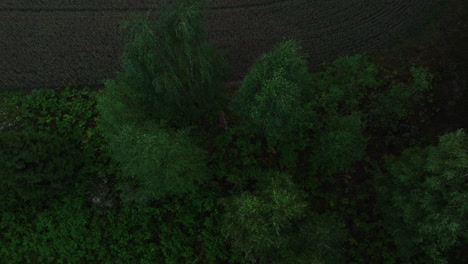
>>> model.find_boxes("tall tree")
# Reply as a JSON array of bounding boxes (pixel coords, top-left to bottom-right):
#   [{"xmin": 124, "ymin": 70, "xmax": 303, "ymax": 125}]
[
  {"xmin": 102, "ymin": 0, "xmax": 231, "ymax": 128},
  {"xmin": 95, "ymin": 0, "xmax": 221, "ymax": 202},
  {"xmin": 374, "ymin": 129, "xmax": 468, "ymax": 264},
  {"xmin": 230, "ymin": 39, "xmax": 312, "ymax": 148},
  {"xmin": 220, "ymin": 169, "xmax": 346, "ymax": 264}
]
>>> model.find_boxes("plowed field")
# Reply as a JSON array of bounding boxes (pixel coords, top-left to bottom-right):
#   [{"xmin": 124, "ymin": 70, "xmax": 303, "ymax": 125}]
[{"xmin": 0, "ymin": 0, "xmax": 439, "ymax": 92}]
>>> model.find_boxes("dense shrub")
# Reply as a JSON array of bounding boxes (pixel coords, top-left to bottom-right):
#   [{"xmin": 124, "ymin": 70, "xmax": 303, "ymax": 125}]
[
  {"xmin": 374, "ymin": 129, "xmax": 468, "ymax": 264},
  {"xmin": 1, "ymin": 184, "xmax": 242, "ymax": 264},
  {"xmin": 0, "ymin": 129, "xmax": 85, "ymax": 209},
  {"xmin": 0, "ymin": 91, "xmax": 24, "ymax": 132},
  {"xmin": 0, "ymin": 85, "xmax": 113, "ymax": 206},
  {"xmin": 0, "ymin": 196, "xmax": 162, "ymax": 264},
  {"xmin": 10, "ymin": 86, "xmax": 98, "ymax": 140}
]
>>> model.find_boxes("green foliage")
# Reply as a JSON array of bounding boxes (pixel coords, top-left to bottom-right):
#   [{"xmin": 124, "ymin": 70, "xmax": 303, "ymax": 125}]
[
  {"xmin": 308, "ymin": 54, "xmax": 433, "ymax": 135},
  {"xmin": 310, "ymin": 54, "xmax": 382, "ymax": 116},
  {"xmin": 9, "ymin": 86, "xmax": 98, "ymax": 139},
  {"xmin": 212, "ymin": 127, "xmax": 267, "ymax": 172},
  {"xmin": 308, "ymin": 113, "xmax": 368, "ymax": 177},
  {"xmin": 0, "ymin": 91, "xmax": 24, "ymax": 132},
  {"xmin": 302, "ymin": 55, "xmax": 434, "ymax": 166},
  {"xmin": 426, "ymin": 129, "xmax": 468, "ymax": 188},
  {"xmin": 0, "ymin": 9, "xmax": 450, "ymax": 263},
  {"xmin": 220, "ymin": 169, "xmax": 346, "ymax": 264},
  {"xmin": 1, "ymin": 182, "xmax": 240, "ymax": 264},
  {"xmin": 244, "ymin": 68, "xmax": 304, "ymax": 145},
  {"xmin": 1, "ymin": 196, "xmax": 163, "ymax": 264},
  {"xmin": 0, "ymin": 86, "xmax": 114, "ymax": 207},
  {"xmin": 105, "ymin": 0, "xmax": 231, "ymax": 128},
  {"xmin": 95, "ymin": 80, "xmax": 148, "ymax": 135},
  {"xmin": 280, "ymin": 212, "xmax": 347, "ymax": 264},
  {"xmin": 0, "ymin": 129, "xmax": 85, "ymax": 209},
  {"xmin": 102, "ymin": 120, "xmax": 209, "ymax": 202},
  {"xmin": 94, "ymin": 0, "xmax": 228, "ymax": 204},
  {"xmin": 231, "ymin": 39, "xmax": 312, "ymax": 147},
  {"xmin": 366, "ymin": 66, "xmax": 433, "ymax": 132},
  {"xmin": 264, "ymin": 55, "xmax": 376, "ymax": 174},
  {"xmin": 274, "ymin": 60, "xmax": 372, "ymax": 172},
  {"xmin": 94, "ymin": 0, "xmax": 230, "ymax": 204},
  {"xmin": 152, "ymin": 187, "xmax": 243, "ymax": 264},
  {"xmin": 374, "ymin": 129, "xmax": 468, "ymax": 264}
]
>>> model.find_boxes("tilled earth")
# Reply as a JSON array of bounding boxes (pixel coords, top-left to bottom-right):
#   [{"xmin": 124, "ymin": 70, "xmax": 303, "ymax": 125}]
[{"xmin": 1, "ymin": 0, "xmax": 439, "ymax": 92}]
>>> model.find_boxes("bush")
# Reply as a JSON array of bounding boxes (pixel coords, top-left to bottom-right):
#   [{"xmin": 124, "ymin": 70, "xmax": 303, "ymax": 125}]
[
  {"xmin": 10, "ymin": 86, "xmax": 98, "ymax": 139},
  {"xmin": 0, "ymin": 196, "xmax": 162, "ymax": 264},
  {"xmin": 0, "ymin": 129, "xmax": 85, "ymax": 209},
  {"xmin": 0, "ymin": 85, "xmax": 114, "ymax": 204},
  {"xmin": 0, "ymin": 91, "xmax": 24, "ymax": 132},
  {"xmin": 1, "ymin": 183, "xmax": 240, "ymax": 264},
  {"xmin": 374, "ymin": 129, "xmax": 468, "ymax": 264}
]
